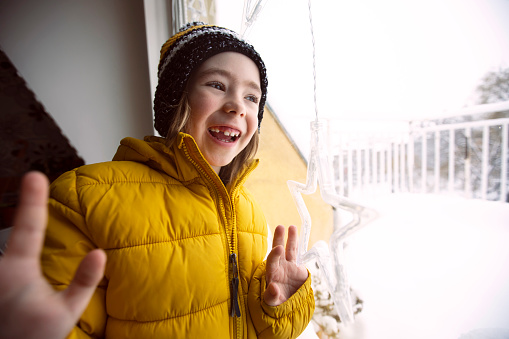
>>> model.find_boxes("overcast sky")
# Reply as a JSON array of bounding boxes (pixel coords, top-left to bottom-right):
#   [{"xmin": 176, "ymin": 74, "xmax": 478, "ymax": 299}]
[{"xmin": 216, "ymin": 0, "xmax": 509, "ymax": 156}]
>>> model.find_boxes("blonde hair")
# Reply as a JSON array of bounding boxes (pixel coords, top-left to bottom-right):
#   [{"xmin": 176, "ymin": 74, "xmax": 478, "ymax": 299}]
[{"xmin": 165, "ymin": 93, "xmax": 259, "ymax": 185}]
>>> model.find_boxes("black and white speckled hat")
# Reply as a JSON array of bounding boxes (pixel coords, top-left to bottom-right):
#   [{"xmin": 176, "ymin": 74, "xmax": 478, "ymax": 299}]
[{"xmin": 153, "ymin": 22, "xmax": 268, "ymax": 136}]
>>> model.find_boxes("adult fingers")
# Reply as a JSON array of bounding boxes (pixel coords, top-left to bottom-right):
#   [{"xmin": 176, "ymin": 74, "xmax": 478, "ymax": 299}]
[
  {"xmin": 63, "ymin": 249, "xmax": 106, "ymax": 317},
  {"xmin": 271, "ymin": 225, "xmax": 285, "ymax": 249},
  {"xmin": 7, "ymin": 172, "xmax": 49, "ymax": 260},
  {"xmin": 285, "ymin": 225, "xmax": 299, "ymax": 263}
]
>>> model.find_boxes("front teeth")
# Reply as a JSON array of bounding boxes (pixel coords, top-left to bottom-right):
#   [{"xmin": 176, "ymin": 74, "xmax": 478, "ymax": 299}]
[{"xmin": 210, "ymin": 128, "xmax": 240, "ymax": 137}]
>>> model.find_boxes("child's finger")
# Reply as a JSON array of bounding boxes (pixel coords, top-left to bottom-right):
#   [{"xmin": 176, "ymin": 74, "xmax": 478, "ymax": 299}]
[
  {"xmin": 265, "ymin": 245, "xmax": 283, "ymax": 275},
  {"xmin": 271, "ymin": 225, "xmax": 285, "ymax": 248},
  {"xmin": 285, "ymin": 225, "xmax": 298, "ymax": 263},
  {"xmin": 7, "ymin": 172, "xmax": 49, "ymax": 260},
  {"xmin": 263, "ymin": 282, "xmax": 280, "ymax": 306}
]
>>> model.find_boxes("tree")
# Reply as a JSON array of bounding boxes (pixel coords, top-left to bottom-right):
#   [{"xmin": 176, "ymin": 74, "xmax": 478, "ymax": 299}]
[{"xmin": 475, "ymin": 67, "xmax": 509, "ymax": 104}]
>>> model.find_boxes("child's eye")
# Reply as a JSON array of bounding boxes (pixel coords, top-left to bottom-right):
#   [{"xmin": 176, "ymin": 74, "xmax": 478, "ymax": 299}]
[
  {"xmin": 207, "ymin": 82, "xmax": 224, "ymax": 91},
  {"xmin": 246, "ymin": 95, "xmax": 259, "ymax": 104}
]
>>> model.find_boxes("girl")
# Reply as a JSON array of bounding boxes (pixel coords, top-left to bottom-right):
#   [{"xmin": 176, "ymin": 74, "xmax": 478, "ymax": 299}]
[{"xmin": 0, "ymin": 23, "xmax": 314, "ymax": 339}]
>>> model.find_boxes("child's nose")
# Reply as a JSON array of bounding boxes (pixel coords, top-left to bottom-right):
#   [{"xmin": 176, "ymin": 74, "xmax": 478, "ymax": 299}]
[{"xmin": 223, "ymin": 93, "xmax": 246, "ymax": 117}]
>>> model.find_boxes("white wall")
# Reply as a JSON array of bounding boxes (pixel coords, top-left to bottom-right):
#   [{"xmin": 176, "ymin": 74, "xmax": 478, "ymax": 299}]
[{"xmin": 0, "ymin": 0, "xmax": 155, "ymax": 164}]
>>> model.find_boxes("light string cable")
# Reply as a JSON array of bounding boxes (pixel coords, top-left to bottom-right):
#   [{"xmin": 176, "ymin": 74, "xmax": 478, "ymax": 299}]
[
  {"xmin": 240, "ymin": 0, "xmax": 269, "ymax": 39},
  {"xmin": 287, "ymin": 0, "xmax": 379, "ymax": 325},
  {"xmin": 308, "ymin": 0, "xmax": 318, "ymax": 120}
]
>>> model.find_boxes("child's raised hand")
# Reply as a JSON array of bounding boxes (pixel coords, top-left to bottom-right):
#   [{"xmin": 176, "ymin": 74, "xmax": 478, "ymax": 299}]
[
  {"xmin": 0, "ymin": 172, "xmax": 106, "ymax": 339},
  {"xmin": 264, "ymin": 225, "xmax": 308, "ymax": 306}
]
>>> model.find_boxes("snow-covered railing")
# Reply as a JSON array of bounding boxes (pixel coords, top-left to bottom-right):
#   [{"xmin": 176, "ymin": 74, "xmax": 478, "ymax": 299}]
[
  {"xmin": 331, "ymin": 123, "xmax": 410, "ymax": 199},
  {"xmin": 411, "ymin": 117, "xmax": 509, "ymax": 201},
  {"xmin": 331, "ymin": 105, "xmax": 509, "ymax": 203}
]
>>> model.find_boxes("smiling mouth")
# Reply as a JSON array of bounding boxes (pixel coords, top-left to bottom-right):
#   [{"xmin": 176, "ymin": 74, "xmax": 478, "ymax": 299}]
[{"xmin": 208, "ymin": 127, "xmax": 241, "ymax": 143}]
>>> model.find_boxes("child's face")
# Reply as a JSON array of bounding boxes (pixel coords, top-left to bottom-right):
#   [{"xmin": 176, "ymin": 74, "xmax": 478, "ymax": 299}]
[{"xmin": 186, "ymin": 52, "xmax": 261, "ymax": 173}]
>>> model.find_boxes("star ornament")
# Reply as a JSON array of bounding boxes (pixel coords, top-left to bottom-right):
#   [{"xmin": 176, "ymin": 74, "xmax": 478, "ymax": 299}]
[{"xmin": 287, "ymin": 119, "xmax": 378, "ymax": 325}]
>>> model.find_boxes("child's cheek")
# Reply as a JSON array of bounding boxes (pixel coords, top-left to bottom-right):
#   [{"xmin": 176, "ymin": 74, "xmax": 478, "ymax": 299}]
[{"xmin": 189, "ymin": 93, "xmax": 217, "ymax": 117}]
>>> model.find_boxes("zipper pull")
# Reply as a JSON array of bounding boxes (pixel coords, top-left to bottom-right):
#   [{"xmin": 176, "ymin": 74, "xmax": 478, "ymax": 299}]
[{"xmin": 229, "ymin": 253, "xmax": 241, "ymax": 317}]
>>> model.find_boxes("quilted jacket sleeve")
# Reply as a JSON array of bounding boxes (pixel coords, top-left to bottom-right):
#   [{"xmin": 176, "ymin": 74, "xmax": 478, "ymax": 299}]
[
  {"xmin": 40, "ymin": 170, "xmax": 107, "ymax": 339},
  {"xmin": 247, "ymin": 261, "xmax": 315, "ymax": 338}
]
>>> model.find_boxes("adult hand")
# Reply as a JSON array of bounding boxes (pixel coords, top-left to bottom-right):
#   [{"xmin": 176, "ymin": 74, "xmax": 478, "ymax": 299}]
[
  {"xmin": 0, "ymin": 172, "xmax": 106, "ymax": 339},
  {"xmin": 264, "ymin": 225, "xmax": 308, "ymax": 306}
]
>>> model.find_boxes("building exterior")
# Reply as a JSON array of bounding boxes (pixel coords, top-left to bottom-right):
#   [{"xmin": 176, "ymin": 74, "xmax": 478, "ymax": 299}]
[{"xmin": 246, "ymin": 106, "xmax": 333, "ymax": 248}]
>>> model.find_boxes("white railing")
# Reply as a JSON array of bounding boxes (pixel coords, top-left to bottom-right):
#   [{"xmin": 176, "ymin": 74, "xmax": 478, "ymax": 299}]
[
  {"xmin": 330, "ymin": 104, "xmax": 509, "ymax": 203},
  {"xmin": 410, "ymin": 118, "xmax": 509, "ymax": 201},
  {"xmin": 332, "ymin": 127, "xmax": 409, "ymax": 199}
]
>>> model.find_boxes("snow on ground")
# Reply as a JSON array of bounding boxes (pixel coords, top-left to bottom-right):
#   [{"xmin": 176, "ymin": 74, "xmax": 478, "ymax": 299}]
[{"xmin": 329, "ymin": 193, "xmax": 509, "ymax": 339}]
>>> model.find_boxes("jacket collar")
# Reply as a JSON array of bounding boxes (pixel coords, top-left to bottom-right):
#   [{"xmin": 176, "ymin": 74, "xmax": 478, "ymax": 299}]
[{"xmin": 112, "ymin": 133, "xmax": 258, "ymax": 192}]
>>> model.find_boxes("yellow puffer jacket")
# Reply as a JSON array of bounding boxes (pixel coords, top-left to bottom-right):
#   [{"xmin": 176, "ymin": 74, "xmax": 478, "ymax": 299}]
[{"xmin": 41, "ymin": 134, "xmax": 314, "ymax": 339}]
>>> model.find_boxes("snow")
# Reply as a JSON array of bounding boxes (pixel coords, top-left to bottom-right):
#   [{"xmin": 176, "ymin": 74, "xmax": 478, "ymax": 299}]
[{"xmin": 299, "ymin": 193, "xmax": 509, "ymax": 339}]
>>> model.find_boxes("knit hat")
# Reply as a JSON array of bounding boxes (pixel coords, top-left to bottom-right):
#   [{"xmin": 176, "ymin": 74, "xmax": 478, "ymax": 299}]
[{"xmin": 153, "ymin": 22, "xmax": 268, "ymax": 137}]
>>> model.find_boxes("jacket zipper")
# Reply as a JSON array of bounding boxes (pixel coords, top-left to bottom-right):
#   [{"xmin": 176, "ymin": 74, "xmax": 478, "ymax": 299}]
[
  {"xmin": 229, "ymin": 253, "xmax": 241, "ymax": 317},
  {"xmin": 226, "ymin": 160, "xmax": 258, "ymax": 339},
  {"xmin": 181, "ymin": 138, "xmax": 240, "ymax": 337},
  {"xmin": 181, "ymin": 136, "xmax": 258, "ymax": 339}
]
